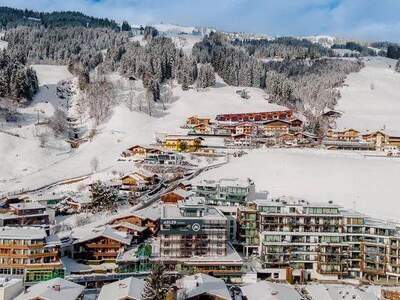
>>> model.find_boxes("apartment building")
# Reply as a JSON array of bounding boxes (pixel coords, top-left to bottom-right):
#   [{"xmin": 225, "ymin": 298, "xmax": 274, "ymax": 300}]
[
  {"xmin": 158, "ymin": 198, "xmax": 243, "ymax": 278},
  {"xmin": 0, "ymin": 227, "xmax": 63, "ymax": 283},
  {"xmin": 247, "ymin": 197, "xmax": 400, "ymax": 283},
  {"xmin": 0, "ymin": 203, "xmax": 50, "ymax": 228},
  {"xmin": 194, "ymin": 178, "xmax": 256, "ymax": 206}
]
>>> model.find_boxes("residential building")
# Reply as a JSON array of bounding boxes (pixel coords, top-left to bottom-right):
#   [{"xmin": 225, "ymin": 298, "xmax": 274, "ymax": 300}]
[
  {"xmin": 98, "ymin": 277, "xmax": 145, "ymax": 300},
  {"xmin": 194, "ymin": 178, "xmax": 256, "ymax": 206},
  {"xmin": 362, "ymin": 130, "xmax": 400, "ymax": 150},
  {"xmin": 0, "ymin": 227, "xmax": 63, "ymax": 283},
  {"xmin": 121, "ymin": 169, "xmax": 158, "ymax": 191},
  {"xmin": 158, "ymin": 199, "xmax": 243, "ymax": 278},
  {"xmin": 161, "ymin": 188, "xmax": 194, "ymax": 203},
  {"xmin": 234, "ymin": 122, "xmax": 258, "ymax": 136},
  {"xmin": 15, "ymin": 278, "xmax": 84, "ymax": 300},
  {"xmin": 0, "ymin": 203, "xmax": 50, "ymax": 228},
  {"xmin": 237, "ymin": 206, "xmax": 259, "ymax": 257},
  {"xmin": 264, "ymin": 120, "xmax": 291, "ymax": 136},
  {"xmin": 122, "ymin": 145, "xmax": 161, "ymax": 161},
  {"xmin": 216, "ymin": 110, "xmax": 293, "ymax": 122},
  {"xmin": 186, "ymin": 116, "xmax": 211, "ymax": 127},
  {"xmin": 0, "ymin": 278, "xmax": 23, "ymax": 300},
  {"xmin": 175, "ymin": 273, "xmax": 231, "ymax": 300},
  {"xmin": 240, "ymin": 281, "xmax": 303, "ymax": 300},
  {"xmin": 224, "ymin": 134, "xmax": 260, "ymax": 149},
  {"xmin": 72, "ymin": 226, "xmax": 132, "ymax": 264},
  {"xmin": 163, "ymin": 135, "xmax": 203, "ymax": 152},
  {"xmin": 326, "ymin": 128, "xmax": 360, "ymax": 141},
  {"xmin": 144, "ymin": 152, "xmax": 184, "ymax": 165}
]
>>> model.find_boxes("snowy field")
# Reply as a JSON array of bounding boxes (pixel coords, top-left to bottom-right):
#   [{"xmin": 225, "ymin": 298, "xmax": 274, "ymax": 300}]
[
  {"xmin": 336, "ymin": 57, "xmax": 400, "ymax": 131},
  {"xmin": 0, "ymin": 65, "xmax": 73, "ymax": 185},
  {"xmin": 0, "ymin": 67, "xmax": 283, "ymax": 193},
  {"xmin": 197, "ymin": 148, "xmax": 400, "ymax": 220}
]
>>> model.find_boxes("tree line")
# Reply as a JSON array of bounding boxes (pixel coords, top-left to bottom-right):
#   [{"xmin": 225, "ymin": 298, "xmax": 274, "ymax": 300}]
[
  {"xmin": 0, "ymin": 6, "xmax": 120, "ymax": 30},
  {"xmin": 0, "ymin": 49, "xmax": 38, "ymax": 102}
]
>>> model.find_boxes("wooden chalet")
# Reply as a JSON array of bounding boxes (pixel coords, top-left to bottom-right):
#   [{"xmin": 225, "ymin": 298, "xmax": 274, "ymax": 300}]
[
  {"xmin": 263, "ymin": 120, "xmax": 291, "ymax": 136},
  {"xmin": 186, "ymin": 116, "xmax": 211, "ymax": 127},
  {"xmin": 326, "ymin": 128, "xmax": 360, "ymax": 142},
  {"xmin": 0, "ymin": 202, "xmax": 50, "ymax": 228},
  {"xmin": 110, "ymin": 222, "xmax": 149, "ymax": 244},
  {"xmin": 234, "ymin": 122, "xmax": 258, "ymax": 136},
  {"xmin": 161, "ymin": 188, "xmax": 194, "ymax": 204},
  {"xmin": 215, "ymin": 110, "xmax": 293, "ymax": 122},
  {"xmin": 121, "ymin": 169, "xmax": 158, "ymax": 190},
  {"xmin": 122, "ymin": 145, "xmax": 161, "ymax": 160},
  {"xmin": 109, "ymin": 207, "xmax": 160, "ymax": 234},
  {"xmin": 65, "ymin": 194, "xmax": 92, "ymax": 212},
  {"xmin": 362, "ymin": 130, "xmax": 400, "ymax": 150},
  {"xmin": 72, "ymin": 226, "xmax": 132, "ymax": 263}
]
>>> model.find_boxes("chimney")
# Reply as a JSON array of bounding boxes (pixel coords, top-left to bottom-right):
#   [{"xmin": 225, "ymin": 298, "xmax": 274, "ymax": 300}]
[{"xmin": 53, "ymin": 284, "xmax": 61, "ymax": 292}]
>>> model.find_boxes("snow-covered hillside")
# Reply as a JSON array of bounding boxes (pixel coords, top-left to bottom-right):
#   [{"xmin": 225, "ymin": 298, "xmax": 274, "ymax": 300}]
[
  {"xmin": 336, "ymin": 57, "xmax": 400, "ymax": 131},
  {"xmin": 198, "ymin": 148, "xmax": 400, "ymax": 220},
  {"xmin": 0, "ymin": 70, "xmax": 283, "ymax": 193}
]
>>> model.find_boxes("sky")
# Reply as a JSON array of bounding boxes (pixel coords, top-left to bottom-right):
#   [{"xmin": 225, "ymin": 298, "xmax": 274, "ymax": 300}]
[{"xmin": 1, "ymin": 0, "xmax": 400, "ymax": 42}]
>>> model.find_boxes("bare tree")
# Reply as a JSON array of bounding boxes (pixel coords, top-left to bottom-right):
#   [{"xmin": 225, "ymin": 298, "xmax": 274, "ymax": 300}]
[
  {"xmin": 37, "ymin": 131, "xmax": 50, "ymax": 148},
  {"xmin": 90, "ymin": 156, "xmax": 100, "ymax": 173},
  {"xmin": 86, "ymin": 79, "xmax": 115, "ymax": 125},
  {"xmin": 159, "ymin": 85, "xmax": 173, "ymax": 110},
  {"xmin": 48, "ymin": 108, "xmax": 68, "ymax": 137}
]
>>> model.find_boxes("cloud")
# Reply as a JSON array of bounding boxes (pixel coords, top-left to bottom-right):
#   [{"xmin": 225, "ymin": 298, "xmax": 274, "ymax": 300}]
[{"xmin": 1, "ymin": 0, "xmax": 400, "ymax": 41}]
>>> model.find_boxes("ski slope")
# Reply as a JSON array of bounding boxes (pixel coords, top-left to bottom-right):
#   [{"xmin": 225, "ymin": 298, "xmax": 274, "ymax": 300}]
[
  {"xmin": 336, "ymin": 57, "xmax": 400, "ymax": 131},
  {"xmin": 198, "ymin": 148, "xmax": 400, "ymax": 220}
]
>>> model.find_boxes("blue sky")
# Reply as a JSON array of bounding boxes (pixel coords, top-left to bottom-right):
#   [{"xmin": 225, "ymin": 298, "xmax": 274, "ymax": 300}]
[{"xmin": 1, "ymin": 0, "xmax": 400, "ymax": 41}]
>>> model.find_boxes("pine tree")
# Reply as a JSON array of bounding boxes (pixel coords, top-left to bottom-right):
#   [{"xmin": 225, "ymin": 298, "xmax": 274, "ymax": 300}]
[
  {"xmin": 90, "ymin": 181, "xmax": 119, "ymax": 210},
  {"xmin": 121, "ymin": 21, "xmax": 131, "ymax": 32},
  {"xmin": 142, "ymin": 263, "xmax": 169, "ymax": 300}
]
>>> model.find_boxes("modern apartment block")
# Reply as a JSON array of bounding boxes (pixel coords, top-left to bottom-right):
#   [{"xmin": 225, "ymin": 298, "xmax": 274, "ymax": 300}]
[
  {"xmin": 160, "ymin": 198, "xmax": 228, "ymax": 258},
  {"xmin": 0, "ymin": 227, "xmax": 63, "ymax": 283},
  {"xmin": 245, "ymin": 198, "xmax": 400, "ymax": 283},
  {"xmin": 194, "ymin": 178, "xmax": 256, "ymax": 206},
  {"xmin": 159, "ymin": 198, "xmax": 243, "ymax": 278},
  {"xmin": 0, "ymin": 203, "xmax": 50, "ymax": 228}
]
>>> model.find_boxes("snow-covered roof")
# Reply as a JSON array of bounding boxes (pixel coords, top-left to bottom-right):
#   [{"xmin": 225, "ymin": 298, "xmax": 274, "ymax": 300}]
[
  {"xmin": 98, "ymin": 277, "xmax": 145, "ymax": 300},
  {"xmin": 177, "ymin": 273, "xmax": 230, "ymax": 300},
  {"xmin": 111, "ymin": 222, "xmax": 147, "ymax": 232},
  {"xmin": 305, "ymin": 284, "xmax": 379, "ymax": 300},
  {"xmin": 10, "ymin": 202, "xmax": 46, "ymax": 210},
  {"xmin": 167, "ymin": 188, "xmax": 194, "ymax": 199},
  {"xmin": 132, "ymin": 205, "xmax": 161, "ymax": 221},
  {"xmin": 0, "ymin": 227, "xmax": 46, "ymax": 240},
  {"xmin": 240, "ymin": 281, "xmax": 303, "ymax": 300},
  {"xmin": 72, "ymin": 226, "xmax": 132, "ymax": 245},
  {"xmin": 15, "ymin": 278, "xmax": 84, "ymax": 300}
]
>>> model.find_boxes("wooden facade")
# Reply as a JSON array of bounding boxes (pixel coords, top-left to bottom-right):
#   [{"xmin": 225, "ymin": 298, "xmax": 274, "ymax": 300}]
[
  {"xmin": 216, "ymin": 110, "xmax": 293, "ymax": 122},
  {"xmin": 264, "ymin": 120, "xmax": 291, "ymax": 136},
  {"xmin": 164, "ymin": 136, "xmax": 203, "ymax": 152}
]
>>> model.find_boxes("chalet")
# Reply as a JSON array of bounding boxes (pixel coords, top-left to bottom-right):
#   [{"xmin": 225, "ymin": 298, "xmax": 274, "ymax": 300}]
[
  {"xmin": 326, "ymin": 128, "xmax": 360, "ymax": 142},
  {"xmin": 290, "ymin": 118, "xmax": 304, "ymax": 130},
  {"xmin": 186, "ymin": 116, "xmax": 211, "ymax": 127},
  {"xmin": 161, "ymin": 188, "xmax": 194, "ymax": 203},
  {"xmin": 164, "ymin": 135, "xmax": 203, "ymax": 152},
  {"xmin": 110, "ymin": 222, "xmax": 149, "ymax": 244},
  {"xmin": 98, "ymin": 277, "xmax": 145, "ymax": 300},
  {"xmin": 264, "ymin": 120, "xmax": 291, "ymax": 136},
  {"xmin": 294, "ymin": 132, "xmax": 318, "ymax": 144},
  {"xmin": 234, "ymin": 122, "xmax": 258, "ymax": 136},
  {"xmin": 72, "ymin": 226, "xmax": 133, "ymax": 263},
  {"xmin": 175, "ymin": 274, "xmax": 231, "ymax": 300},
  {"xmin": 215, "ymin": 110, "xmax": 293, "ymax": 122},
  {"xmin": 109, "ymin": 206, "xmax": 160, "ymax": 234},
  {"xmin": 65, "ymin": 193, "xmax": 92, "ymax": 212},
  {"xmin": 362, "ymin": 130, "xmax": 400, "ymax": 150},
  {"xmin": 224, "ymin": 134, "xmax": 259, "ymax": 149},
  {"xmin": 121, "ymin": 169, "xmax": 158, "ymax": 190},
  {"xmin": 277, "ymin": 133, "xmax": 296, "ymax": 144},
  {"xmin": 122, "ymin": 145, "xmax": 161, "ymax": 161},
  {"xmin": 15, "ymin": 278, "xmax": 84, "ymax": 300}
]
